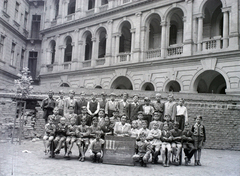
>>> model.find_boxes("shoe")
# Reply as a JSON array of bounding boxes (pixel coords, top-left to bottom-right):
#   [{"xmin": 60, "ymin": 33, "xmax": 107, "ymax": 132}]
[
  {"xmin": 54, "ymin": 150, "xmax": 60, "ymax": 154},
  {"xmin": 142, "ymin": 163, "xmax": 147, "ymax": 167},
  {"xmin": 185, "ymin": 157, "xmax": 188, "ymax": 166},
  {"xmin": 197, "ymin": 160, "xmax": 201, "ymax": 166},
  {"xmin": 80, "ymin": 157, "xmax": 85, "ymax": 162},
  {"xmin": 194, "ymin": 160, "xmax": 198, "ymax": 166},
  {"xmin": 163, "ymin": 163, "xmax": 167, "ymax": 167},
  {"xmin": 166, "ymin": 162, "xmax": 170, "ymax": 167}
]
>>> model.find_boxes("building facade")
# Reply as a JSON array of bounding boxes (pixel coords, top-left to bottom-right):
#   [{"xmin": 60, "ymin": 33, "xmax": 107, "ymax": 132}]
[
  {"xmin": 1, "ymin": 0, "xmax": 240, "ymax": 95},
  {"xmin": 0, "ymin": 0, "xmax": 44, "ymax": 87}
]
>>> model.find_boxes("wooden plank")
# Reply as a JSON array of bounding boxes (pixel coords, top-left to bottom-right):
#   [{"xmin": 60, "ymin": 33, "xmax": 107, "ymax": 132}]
[{"xmin": 103, "ymin": 135, "xmax": 135, "ymax": 166}]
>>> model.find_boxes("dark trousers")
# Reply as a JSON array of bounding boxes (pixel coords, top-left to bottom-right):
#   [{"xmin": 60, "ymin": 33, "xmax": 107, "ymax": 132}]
[
  {"xmin": 184, "ymin": 148, "xmax": 196, "ymax": 161},
  {"xmin": 176, "ymin": 115, "xmax": 185, "ymax": 131}
]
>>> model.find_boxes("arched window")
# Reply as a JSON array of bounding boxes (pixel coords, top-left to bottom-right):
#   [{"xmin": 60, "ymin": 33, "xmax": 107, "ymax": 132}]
[
  {"xmin": 169, "ymin": 24, "xmax": 177, "ymax": 45},
  {"xmin": 148, "ymin": 15, "xmax": 161, "ymax": 49},
  {"xmin": 64, "ymin": 37, "xmax": 72, "ymax": 62},
  {"xmin": 60, "ymin": 83, "xmax": 70, "ymax": 87},
  {"xmin": 111, "ymin": 76, "xmax": 133, "ymax": 90},
  {"xmin": 54, "ymin": 0, "xmax": 59, "ymax": 19},
  {"xmin": 68, "ymin": 0, "xmax": 76, "ymax": 15},
  {"xmin": 165, "ymin": 81, "xmax": 181, "ymax": 92},
  {"xmin": 141, "ymin": 82, "xmax": 155, "ymax": 91},
  {"xmin": 85, "ymin": 32, "xmax": 92, "ymax": 61},
  {"xmin": 119, "ymin": 21, "xmax": 131, "ymax": 53},
  {"xmin": 50, "ymin": 40, "xmax": 56, "ymax": 64},
  {"xmin": 98, "ymin": 29, "xmax": 107, "ymax": 58}
]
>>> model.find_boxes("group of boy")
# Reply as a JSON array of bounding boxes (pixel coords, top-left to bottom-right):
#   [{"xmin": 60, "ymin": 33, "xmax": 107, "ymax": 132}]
[{"xmin": 42, "ymin": 90, "xmax": 206, "ymax": 166}]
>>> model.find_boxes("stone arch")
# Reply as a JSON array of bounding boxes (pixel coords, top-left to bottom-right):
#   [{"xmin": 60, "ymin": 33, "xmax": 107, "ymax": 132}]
[
  {"xmin": 95, "ymin": 85, "xmax": 102, "ymax": 89},
  {"xmin": 143, "ymin": 11, "xmax": 163, "ymax": 26},
  {"xmin": 119, "ymin": 21, "xmax": 132, "ymax": 53},
  {"xmin": 110, "ymin": 76, "xmax": 133, "ymax": 90},
  {"xmin": 163, "ymin": 4, "xmax": 186, "ymax": 22},
  {"xmin": 95, "ymin": 27, "xmax": 107, "ymax": 58},
  {"xmin": 59, "ymin": 82, "xmax": 70, "ymax": 87},
  {"xmin": 116, "ymin": 18, "xmax": 134, "ymax": 33},
  {"xmin": 164, "ymin": 80, "xmax": 181, "ymax": 92},
  {"xmin": 141, "ymin": 82, "xmax": 155, "ymax": 91},
  {"xmin": 81, "ymin": 30, "xmax": 93, "ymax": 40},
  {"xmin": 63, "ymin": 34, "xmax": 74, "ymax": 45},
  {"xmin": 190, "ymin": 68, "xmax": 229, "ymax": 94},
  {"xmin": 199, "ymin": 0, "xmax": 227, "ymax": 14}
]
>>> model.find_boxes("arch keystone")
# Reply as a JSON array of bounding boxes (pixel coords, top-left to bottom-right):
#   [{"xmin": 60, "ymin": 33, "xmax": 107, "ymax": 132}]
[{"xmin": 201, "ymin": 58, "xmax": 217, "ymax": 71}]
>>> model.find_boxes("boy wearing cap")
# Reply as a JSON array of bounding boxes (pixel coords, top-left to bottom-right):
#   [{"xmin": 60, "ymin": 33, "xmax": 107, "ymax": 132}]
[
  {"xmin": 136, "ymin": 111, "xmax": 144, "ymax": 129},
  {"xmin": 140, "ymin": 97, "xmax": 154, "ymax": 126},
  {"xmin": 76, "ymin": 106, "xmax": 91, "ymax": 126},
  {"xmin": 133, "ymin": 132, "xmax": 152, "ymax": 167},
  {"xmin": 105, "ymin": 93, "xmax": 118, "ymax": 117},
  {"xmin": 64, "ymin": 90, "xmax": 77, "ymax": 116},
  {"xmin": 41, "ymin": 90, "xmax": 56, "ymax": 123},
  {"xmin": 149, "ymin": 111, "xmax": 163, "ymax": 130}
]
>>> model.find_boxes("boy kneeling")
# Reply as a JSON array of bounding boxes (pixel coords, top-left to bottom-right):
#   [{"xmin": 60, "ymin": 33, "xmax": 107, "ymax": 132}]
[
  {"xmin": 133, "ymin": 132, "xmax": 152, "ymax": 167},
  {"xmin": 89, "ymin": 132, "xmax": 105, "ymax": 163}
]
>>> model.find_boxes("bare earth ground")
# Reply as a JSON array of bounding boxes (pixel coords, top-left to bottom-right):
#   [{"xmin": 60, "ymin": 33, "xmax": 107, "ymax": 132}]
[{"xmin": 0, "ymin": 140, "xmax": 240, "ymax": 176}]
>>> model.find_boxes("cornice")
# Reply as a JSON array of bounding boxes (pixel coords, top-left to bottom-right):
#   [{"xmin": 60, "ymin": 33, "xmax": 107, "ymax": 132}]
[
  {"xmin": 39, "ymin": 50, "xmax": 240, "ymax": 79},
  {"xmin": 0, "ymin": 17, "xmax": 27, "ymax": 41},
  {"xmin": 0, "ymin": 68, "xmax": 19, "ymax": 79}
]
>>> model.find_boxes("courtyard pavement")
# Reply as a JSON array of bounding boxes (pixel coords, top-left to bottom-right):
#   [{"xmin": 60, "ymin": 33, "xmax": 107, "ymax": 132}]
[{"xmin": 0, "ymin": 140, "xmax": 240, "ymax": 176}]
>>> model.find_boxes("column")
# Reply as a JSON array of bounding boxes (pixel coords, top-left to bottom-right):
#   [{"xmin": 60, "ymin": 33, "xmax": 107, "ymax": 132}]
[
  {"xmin": 130, "ymin": 29, "xmax": 135, "ymax": 53},
  {"xmin": 54, "ymin": 35, "xmax": 61, "ymax": 64},
  {"xmin": 91, "ymin": 37, "xmax": 97, "ymax": 67},
  {"xmin": 78, "ymin": 40, "xmax": 83, "ymax": 68},
  {"xmin": 57, "ymin": 0, "xmax": 63, "ymax": 23},
  {"xmin": 222, "ymin": 10, "xmax": 229, "ymax": 48},
  {"xmin": 197, "ymin": 16, "xmax": 203, "ymax": 52},
  {"xmin": 59, "ymin": 45, "xmax": 66, "ymax": 64},
  {"xmin": 105, "ymin": 20, "xmax": 113, "ymax": 66},
  {"xmin": 140, "ymin": 26, "xmax": 147, "ymax": 62},
  {"xmin": 193, "ymin": 16, "xmax": 198, "ymax": 52},
  {"xmin": 46, "ymin": 48, "xmax": 52, "ymax": 65},
  {"xmin": 160, "ymin": 21, "xmax": 167, "ymax": 58},
  {"xmin": 94, "ymin": 0, "xmax": 100, "ymax": 13},
  {"xmin": 115, "ymin": 34, "xmax": 120, "ymax": 56},
  {"xmin": 72, "ymin": 29, "xmax": 79, "ymax": 61},
  {"xmin": 134, "ymin": 12, "xmax": 142, "ymax": 62}
]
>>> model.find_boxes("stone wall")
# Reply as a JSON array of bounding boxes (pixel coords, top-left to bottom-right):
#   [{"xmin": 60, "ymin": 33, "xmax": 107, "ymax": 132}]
[{"xmin": 0, "ymin": 92, "xmax": 239, "ymax": 150}]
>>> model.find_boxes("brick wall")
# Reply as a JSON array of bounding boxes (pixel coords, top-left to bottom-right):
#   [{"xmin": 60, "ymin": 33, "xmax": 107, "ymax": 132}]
[{"xmin": 0, "ymin": 93, "xmax": 239, "ymax": 150}]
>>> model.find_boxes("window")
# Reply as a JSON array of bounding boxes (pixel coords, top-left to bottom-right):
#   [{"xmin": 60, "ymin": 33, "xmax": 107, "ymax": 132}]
[
  {"xmin": 51, "ymin": 41, "xmax": 56, "ymax": 64},
  {"xmin": 10, "ymin": 43, "xmax": 16, "ymax": 66},
  {"xmin": 28, "ymin": 52, "xmax": 38, "ymax": 79},
  {"xmin": 68, "ymin": 0, "xmax": 76, "ymax": 15},
  {"xmin": 20, "ymin": 49, "xmax": 25, "ymax": 70},
  {"xmin": 55, "ymin": 0, "xmax": 59, "ymax": 19},
  {"xmin": 3, "ymin": 0, "xmax": 8, "ymax": 12},
  {"xmin": 88, "ymin": 0, "xmax": 95, "ymax": 10},
  {"xmin": 101, "ymin": 0, "xmax": 108, "ymax": 5},
  {"xmin": 64, "ymin": 38, "xmax": 72, "ymax": 62},
  {"xmin": 31, "ymin": 15, "xmax": 41, "ymax": 39},
  {"xmin": 0, "ymin": 36, "xmax": 5, "ymax": 60},
  {"xmin": 24, "ymin": 12, "xmax": 28, "ymax": 28},
  {"xmin": 15, "ymin": 2, "xmax": 20, "ymax": 19}
]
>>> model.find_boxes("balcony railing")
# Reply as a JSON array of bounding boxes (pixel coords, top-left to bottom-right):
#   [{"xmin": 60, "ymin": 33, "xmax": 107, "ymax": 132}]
[
  {"xmin": 82, "ymin": 60, "xmax": 91, "ymax": 68},
  {"xmin": 96, "ymin": 58, "xmax": 105, "ymax": 66},
  {"xmin": 167, "ymin": 45, "xmax": 183, "ymax": 56},
  {"xmin": 117, "ymin": 53, "xmax": 131, "ymax": 62},
  {"xmin": 86, "ymin": 9, "xmax": 94, "ymax": 16},
  {"xmin": 146, "ymin": 48, "xmax": 161, "ymax": 59},
  {"xmin": 62, "ymin": 62, "xmax": 71, "ymax": 70},
  {"xmin": 202, "ymin": 36, "xmax": 222, "ymax": 51}
]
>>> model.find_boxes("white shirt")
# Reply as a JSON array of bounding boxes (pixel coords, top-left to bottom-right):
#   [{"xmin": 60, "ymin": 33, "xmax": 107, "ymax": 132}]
[{"xmin": 176, "ymin": 105, "xmax": 188, "ymax": 122}]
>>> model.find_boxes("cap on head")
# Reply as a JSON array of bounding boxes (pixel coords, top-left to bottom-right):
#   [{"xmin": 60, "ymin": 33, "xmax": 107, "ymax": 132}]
[
  {"xmin": 138, "ymin": 111, "xmax": 143, "ymax": 115},
  {"xmin": 144, "ymin": 97, "xmax": 150, "ymax": 101},
  {"xmin": 101, "ymin": 92, "xmax": 107, "ymax": 96},
  {"xmin": 82, "ymin": 106, "xmax": 87, "ymax": 110},
  {"xmin": 69, "ymin": 90, "xmax": 75, "ymax": 94},
  {"xmin": 81, "ymin": 91, "xmax": 86, "ymax": 96},
  {"xmin": 110, "ymin": 93, "xmax": 116, "ymax": 96},
  {"xmin": 168, "ymin": 94, "xmax": 174, "ymax": 98},
  {"xmin": 156, "ymin": 93, "xmax": 161, "ymax": 97},
  {"xmin": 49, "ymin": 90, "xmax": 54, "ymax": 94}
]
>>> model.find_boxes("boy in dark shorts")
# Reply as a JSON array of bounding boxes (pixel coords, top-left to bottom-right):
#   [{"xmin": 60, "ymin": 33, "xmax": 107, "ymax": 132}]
[
  {"xmin": 76, "ymin": 118, "xmax": 90, "ymax": 162},
  {"xmin": 54, "ymin": 117, "xmax": 67, "ymax": 155},
  {"xmin": 66, "ymin": 117, "xmax": 78, "ymax": 156},
  {"xmin": 89, "ymin": 132, "xmax": 105, "ymax": 163},
  {"xmin": 43, "ymin": 117, "xmax": 56, "ymax": 154},
  {"xmin": 182, "ymin": 123, "xmax": 195, "ymax": 165},
  {"xmin": 133, "ymin": 132, "xmax": 152, "ymax": 167},
  {"xmin": 192, "ymin": 115, "xmax": 206, "ymax": 166},
  {"xmin": 161, "ymin": 123, "xmax": 172, "ymax": 167},
  {"xmin": 170, "ymin": 122, "xmax": 182, "ymax": 163}
]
